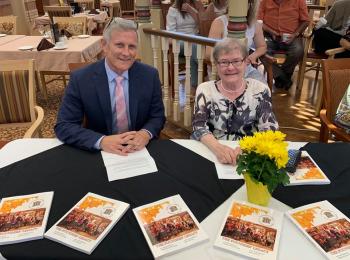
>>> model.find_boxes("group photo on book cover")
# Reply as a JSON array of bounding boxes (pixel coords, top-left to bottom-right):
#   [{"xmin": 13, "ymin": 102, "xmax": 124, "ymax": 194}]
[
  {"xmin": 288, "ymin": 200, "xmax": 350, "ymax": 259},
  {"xmin": 221, "ymin": 215, "xmax": 277, "ymax": 251},
  {"xmin": 56, "ymin": 208, "xmax": 112, "ymax": 240},
  {"xmin": 144, "ymin": 211, "xmax": 198, "ymax": 245},
  {"xmin": 0, "ymin": 208, "xmax": 45, "ymax": 233},
  {"xmin": 215, "ymin": 200, "xmax": 282, "ymax": 260},
  {"xmin": 133, "ymin": 195, "xmax": 208, "ymax": 258},
  {"xmin": 45, "ymin": 192, "xmax": 129, "ymax": 254},
  {"xmin": 0, "ymin": 191, "xmax": 54, "ymax": 245}
]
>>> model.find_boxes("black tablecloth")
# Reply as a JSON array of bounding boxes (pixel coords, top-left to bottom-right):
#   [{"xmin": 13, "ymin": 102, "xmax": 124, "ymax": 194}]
[{"xmin": 0, "ymin": 140, "xmax": 243, "ymax": 259}]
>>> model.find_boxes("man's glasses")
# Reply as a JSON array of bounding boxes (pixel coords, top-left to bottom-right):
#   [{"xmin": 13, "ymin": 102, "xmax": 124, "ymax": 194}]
[{"xmin": 217, "ymin": 59, "xmax": 245, "ymax": 68}]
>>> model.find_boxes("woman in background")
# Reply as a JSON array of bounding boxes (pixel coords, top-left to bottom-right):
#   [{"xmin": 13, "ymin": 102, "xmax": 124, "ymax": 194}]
[{"xmin": 205, "ymin": 0, "xmax": 267, "ymax": 83}]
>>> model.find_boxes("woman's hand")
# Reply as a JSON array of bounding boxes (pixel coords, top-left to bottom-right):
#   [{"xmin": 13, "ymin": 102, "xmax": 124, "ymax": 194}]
[
  {"xmin": 212, "ymin": 144, "xmax": 241, "ymax": 165},
  {"xmin": 200, "ymin": 134, "xmax": 241, "ymax": 165}
]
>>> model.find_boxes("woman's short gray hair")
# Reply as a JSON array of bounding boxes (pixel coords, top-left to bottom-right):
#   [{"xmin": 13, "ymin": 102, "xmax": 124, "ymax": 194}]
[
  {"xmin": 103, "ymin": 17, "xmax": 138, "ymax": 43},
  {"xmin": 213, "ymin": 38, "xmax": 248, "ymax": 63}
]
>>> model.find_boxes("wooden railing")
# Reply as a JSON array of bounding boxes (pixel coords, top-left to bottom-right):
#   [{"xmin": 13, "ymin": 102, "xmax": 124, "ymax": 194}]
[{"xmin": 143, "ymin": 28, "xmax": 218, "ymax": 131}]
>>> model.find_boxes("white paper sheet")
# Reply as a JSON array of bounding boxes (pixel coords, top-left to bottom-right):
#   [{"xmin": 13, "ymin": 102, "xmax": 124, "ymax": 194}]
[{"xmin": 101, "ymin": 148, "xmax": 158, "ymax": 181}]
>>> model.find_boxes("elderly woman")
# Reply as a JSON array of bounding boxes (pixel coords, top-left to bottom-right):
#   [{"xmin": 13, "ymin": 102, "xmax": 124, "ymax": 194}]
[
  {"xmin": 206, "ymin": 0, "xmax": 267, "ymax": 83},
  {"xmin": 192, "ymin": 38, "xmax": 278, "ymax": 164}
]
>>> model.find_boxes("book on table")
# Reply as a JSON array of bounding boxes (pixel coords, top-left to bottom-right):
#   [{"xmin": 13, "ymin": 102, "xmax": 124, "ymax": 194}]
[
  {"xmin": 0, "ymin": 191, "xmax": 54, "ymax": 245},
  {"xmin": 286, "ymin": 151, "xmax": 330, "ymax": 185},
  {"xmin": 133, "ymin": 194, "xmax": 208, "ymax": 258},
  {"xmin": 287, "ymin": 200, "xmax": 350, "ymax": 260},
  {"xmin": 214, "ymin": 199, "xmax": 283, "ymax": 260},
  {"xmin": 44, "ymin": 192, "xmax": 129, "ymax": 255}
]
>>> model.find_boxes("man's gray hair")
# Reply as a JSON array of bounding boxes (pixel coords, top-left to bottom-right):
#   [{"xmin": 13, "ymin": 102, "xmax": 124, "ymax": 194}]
[
  {"xmin": 213, "ymin": 38, "xmax": 248, "ymax": 63},
  {"xmin": 103, "ymin": 17, "xmax": 138, "ymax": 42}
]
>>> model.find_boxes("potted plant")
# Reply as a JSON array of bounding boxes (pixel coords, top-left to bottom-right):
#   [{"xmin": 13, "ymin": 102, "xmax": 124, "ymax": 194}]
[{"xmin": 237, "ymin": 130, "xmax": 290, "ymax": 206}]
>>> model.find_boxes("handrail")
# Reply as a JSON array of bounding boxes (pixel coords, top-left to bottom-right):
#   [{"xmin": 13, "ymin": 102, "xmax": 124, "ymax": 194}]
[{"xmin": 143, "ymin": 28, "xmax": 218, "ymax": 47}]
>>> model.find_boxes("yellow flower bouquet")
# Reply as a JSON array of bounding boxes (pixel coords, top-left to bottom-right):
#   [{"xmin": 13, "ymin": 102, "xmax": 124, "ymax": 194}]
[{"xmin": 237, "ymin": 130, "xmax": 290, "ymax": 206}]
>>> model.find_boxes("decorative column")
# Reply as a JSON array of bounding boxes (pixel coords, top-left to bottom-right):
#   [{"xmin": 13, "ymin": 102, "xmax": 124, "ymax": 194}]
[
  {"xmin": 227, "ymin": 0, "xmax": 248, "ymax": 40},
  {"xmin": 135, "ymin": 0, "xmax": 153, "ymax": 66},
  {"xmin": 150, "ymin": 0, "xmax": 161, "ymax": 29},
  {"xmin": 149, "ymin": 0, "xmax": 163, "ymax": 81}
]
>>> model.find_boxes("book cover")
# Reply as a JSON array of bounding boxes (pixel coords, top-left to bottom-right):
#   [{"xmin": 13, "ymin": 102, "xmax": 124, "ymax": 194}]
[
  {"xmin": 214, "ymin": 200, "xmax": 283, "ymax": 260},
  {"xmin": 0, "ymin": 191, "xmax": 54, "ymax": 245},
  {"xmin": 44, "ymin": 192, "xmax": 129, "ymax": 255},
  {"xmin": 287, "ymin": 200, "xmax": 350, "ymax": 260},
  {"xmin": 287, "ymin": 151, "xmax": 330, "ymax": 185},
  {"xmin": 133, "ymin": 194, "xmax": 208, "ymax": 258}
]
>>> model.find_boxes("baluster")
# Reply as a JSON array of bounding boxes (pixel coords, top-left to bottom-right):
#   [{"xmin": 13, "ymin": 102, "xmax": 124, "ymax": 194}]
[
  {"xmin": 151, "ymin": 35, "xmax": 159, "ymax": 69},
  {"xmin": 184, "ymin": 41, "xmax": 192, "ymax": 127},
  {"xmin": 172, "ymin": 39, "xmax": 180, "ymax": 121},
  {"xmin": 210, "ymin": 52, "xmax": 217, "ymax": 80},
  {"xmin": 197, "ymin": 44, "xmax": 205, "ymax": 85},
  {"xmin": 161, "ymin": 36, "xmax": 170, "ymax": 116}
]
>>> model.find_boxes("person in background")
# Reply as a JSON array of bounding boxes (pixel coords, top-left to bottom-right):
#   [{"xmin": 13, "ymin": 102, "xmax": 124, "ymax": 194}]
[
  {"xmin": 55, "ymin": 18, "xmax": 165, "ymax": 155},
  {"xmin": 166, "ymin": 0, "xmax": 202, "ymax": 90},
  {"xmin": 206, "ymin": 0, "xmax": 267, "ymax": 83},
  {"xmin": 257, "ymin": 0, "xmax": 309, "ymax": 90},
  {"xmin": 192, "ymin": 38, "xmax": 278, "ymax": 165},
  {"xmin": 313, "ymin": 0, "xmax": 350, "ymax": 58}
]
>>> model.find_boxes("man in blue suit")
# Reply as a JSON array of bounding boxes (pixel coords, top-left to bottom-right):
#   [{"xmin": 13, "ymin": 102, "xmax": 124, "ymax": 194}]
[{"xmin": 55, "ymin": 18, "xmax": 165, "ymax": 155}]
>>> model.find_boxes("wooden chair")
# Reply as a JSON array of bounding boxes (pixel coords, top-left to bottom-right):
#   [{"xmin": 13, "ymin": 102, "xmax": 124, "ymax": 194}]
[
  {"xmin": 319, "ymin": 58, "xmax": 350, "ymax": 142},
  {"xmin": 119, "ymin": 0, "xmax": 135, "ymax": 20},
  {"xmin": 0, "ymin": 59, "xmax": 44, "ymax": 138},
  {"xmin": 44, "ymin": 5, "xmax": 72, "ymax": 22},
  {"xmin": 68, "ymin": 62, "xmax": 93, "ymax": 71},
  {"xmin": 74, "ymin": 0, "xmax": 95, "ymax": 11},
  {"xmin": 53, "ymin": 16, "xmax": 87, "ymax": 35},
  {"xmin": 0, "ymin": 16, "xmax": 18, "ymax": 35}
]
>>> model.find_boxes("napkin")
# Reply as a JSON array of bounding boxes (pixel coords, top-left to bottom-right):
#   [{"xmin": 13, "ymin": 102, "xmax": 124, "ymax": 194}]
[
  {"xmin": 36, "ymin": 38, "xmax": 55, "ymax": 51},
  {"xmin": 88, "ymin": 9, "xmax": 100, "ymax": 14}
]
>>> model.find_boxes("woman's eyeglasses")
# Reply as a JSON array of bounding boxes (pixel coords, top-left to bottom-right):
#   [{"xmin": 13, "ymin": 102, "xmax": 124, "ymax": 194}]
[{"xmin": 217, "ymin": 59, "xmax": 245, "ymax": 68}]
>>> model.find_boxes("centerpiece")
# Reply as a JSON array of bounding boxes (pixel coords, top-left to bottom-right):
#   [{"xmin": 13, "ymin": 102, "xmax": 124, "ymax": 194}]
[{"xmin": 236, "ymin": 130, "xmax": 290, "ymax": 206}]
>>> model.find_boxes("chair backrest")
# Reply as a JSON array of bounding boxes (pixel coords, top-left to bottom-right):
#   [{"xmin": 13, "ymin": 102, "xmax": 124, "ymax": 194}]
[
  {"xmin": 120, "ymin": 0, "xmax": 135, "ymax": 17},
  {"xmin": 44, "ymin": 5, "xmax": 72, "ymax": 22},
  {"xmin": 321, "ymin": 58, "xmax": 350, "ymax": 121},
  {"xmin": 24, "ymin": 0, "xmax": 39, "ymax": 25},
  {"xmin": 0, "ymin": 16, "xmax": 18, "ymax": 35},
  {"xmin": 74, "ymin": 0, "xmax": 95, "ymax": 10},
  {"xmin": 53, "ymin": 16, "xmax": 87, "ymax": 35},
  {"xmin": 68, "ymin": 62, "xmax": 93, "ymax": 72},
  {"xmin": 0, "ymin": 59, "xmax": 36, "ymax": 125}
]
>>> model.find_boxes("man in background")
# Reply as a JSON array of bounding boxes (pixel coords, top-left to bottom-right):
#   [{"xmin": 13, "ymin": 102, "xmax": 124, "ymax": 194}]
[{"xmin": 258, "ymin": 0, "xmax": 309, "ymax": 90}]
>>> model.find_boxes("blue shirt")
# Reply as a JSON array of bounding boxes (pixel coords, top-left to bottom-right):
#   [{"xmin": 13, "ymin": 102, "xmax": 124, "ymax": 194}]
[{"xmin": 94, "ymin": 60, "xmax": 131, "ymax": 149}]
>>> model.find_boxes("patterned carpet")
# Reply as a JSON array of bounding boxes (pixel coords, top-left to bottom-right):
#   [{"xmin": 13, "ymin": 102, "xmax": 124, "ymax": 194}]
[{"xmin": 0, "ymin": 76, "xmax": 65, "ymax": 141}]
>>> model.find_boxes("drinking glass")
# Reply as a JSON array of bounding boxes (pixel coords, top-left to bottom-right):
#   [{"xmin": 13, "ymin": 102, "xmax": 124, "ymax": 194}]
[{"xmin": 81, "ymin": 3, "xmax": 87, "ymax": 13}]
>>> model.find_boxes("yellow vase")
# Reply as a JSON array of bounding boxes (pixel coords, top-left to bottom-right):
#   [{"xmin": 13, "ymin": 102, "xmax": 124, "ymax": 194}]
[{"xmin": 244, "ymin": 174, "xmax": 271, "ymax": 206}]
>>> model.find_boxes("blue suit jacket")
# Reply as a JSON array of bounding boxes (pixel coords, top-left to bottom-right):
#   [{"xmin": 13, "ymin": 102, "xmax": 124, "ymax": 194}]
[{"xmin": 55, "ymin": 59, "xmax": 165, "ymax": 151}]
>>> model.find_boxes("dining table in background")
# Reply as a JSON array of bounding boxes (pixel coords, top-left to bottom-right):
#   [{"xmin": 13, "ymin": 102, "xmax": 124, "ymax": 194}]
[
  {"xmin": 0, "ymin": 34, "xmax": 26, "ymax": 46},
  {"xmin": 33, "ymin": 11, "xmax": 108, "ymax": 35},
  {"xmin": 0, "ymin": 35, "xmax": 103, "ymax": 99}
]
